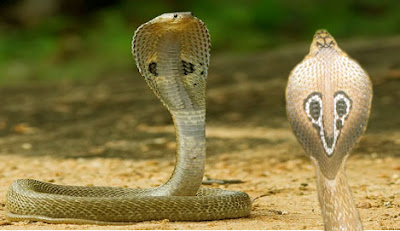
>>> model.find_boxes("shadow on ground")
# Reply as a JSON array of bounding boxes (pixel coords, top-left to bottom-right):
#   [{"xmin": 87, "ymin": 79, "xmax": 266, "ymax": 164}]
[{"xmin": 0, "ymin": 36, "xmax": 399, "ymax": 160}]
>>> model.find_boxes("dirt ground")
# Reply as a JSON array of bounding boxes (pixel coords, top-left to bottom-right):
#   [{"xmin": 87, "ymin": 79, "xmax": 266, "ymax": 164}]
[{"xmin": 0, "ymin": 36, "xmax": 399, "ymax": 230}]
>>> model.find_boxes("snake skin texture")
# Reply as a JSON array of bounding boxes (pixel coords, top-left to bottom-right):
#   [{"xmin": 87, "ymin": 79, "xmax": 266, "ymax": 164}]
[
  {"xmin": 286, "ymin": 30, "xmax": 372, "ymax": 231},
  {"xmin": 5, "ymin": 12, "xmax": 251, "ymax": 224}
]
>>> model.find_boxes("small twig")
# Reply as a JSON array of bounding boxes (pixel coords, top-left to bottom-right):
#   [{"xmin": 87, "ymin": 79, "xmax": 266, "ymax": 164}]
[
  {"xmin": 251, "ymin": 194, "xmax": 269, "ymax": 203},
  {"xmin": 202, "ymin": 178, "xmax": 245, "ymax": 185}
]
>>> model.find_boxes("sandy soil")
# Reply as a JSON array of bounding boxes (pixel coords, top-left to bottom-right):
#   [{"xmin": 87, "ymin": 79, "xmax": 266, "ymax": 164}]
[{"xmin": 0, "ymin": 37, "xmax": 399, "ymax": 230}]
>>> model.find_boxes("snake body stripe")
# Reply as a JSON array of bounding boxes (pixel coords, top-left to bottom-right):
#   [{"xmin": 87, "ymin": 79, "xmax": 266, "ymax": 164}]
[
  {"xmin": 286, "ymin": 30, "xmax": 372, "ymax": 230},
  {"xmin": 5, "ymin": 12, "xmax": 251, "ymax": 224}
]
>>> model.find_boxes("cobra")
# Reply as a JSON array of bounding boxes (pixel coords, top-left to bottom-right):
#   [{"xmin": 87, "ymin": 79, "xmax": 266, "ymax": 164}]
[
  {"xmin": 5, "ymin": 12, "xmax": 251, "ymax": 224},
  {"xmin": 286, "ymin": 30, "xmax": 373, "ymax": 231}
]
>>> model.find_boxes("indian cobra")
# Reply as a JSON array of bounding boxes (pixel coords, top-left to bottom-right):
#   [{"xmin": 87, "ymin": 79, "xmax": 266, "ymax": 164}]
[
  {"xmin": 5, "ymin": 12, "xmax": 251, "ymax": 224},
  {"xmin": 286, "ymin": 30, "xmax": 372, "ymax": 231}
]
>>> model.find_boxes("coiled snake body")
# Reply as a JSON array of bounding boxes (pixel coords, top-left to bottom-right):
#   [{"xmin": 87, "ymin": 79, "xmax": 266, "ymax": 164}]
[
  {"xmin": 5, "ymin": 12, "xmax": 251, "ymax": 224},
  {"xmin": 286, "ymin": 30, "xmax": 372, "ymax": 230}
]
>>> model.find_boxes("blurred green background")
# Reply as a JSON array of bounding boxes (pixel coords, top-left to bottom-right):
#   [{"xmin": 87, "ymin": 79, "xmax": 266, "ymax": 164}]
[{"xmin": 1, "ymin": 0, "xmax": 399, "ymax": 84}]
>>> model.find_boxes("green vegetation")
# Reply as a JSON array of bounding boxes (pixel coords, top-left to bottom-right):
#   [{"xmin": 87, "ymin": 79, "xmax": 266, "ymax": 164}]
[{"xmin": 0, "ymin": 0, "xmax": 399, "ymax": 84}]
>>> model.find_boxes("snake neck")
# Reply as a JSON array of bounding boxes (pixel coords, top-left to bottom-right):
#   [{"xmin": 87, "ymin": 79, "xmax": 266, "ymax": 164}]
[
  {"xmin": 153, "ymin": 109, "xmax": 206, "ymax": 196},
  {"xmin": 312, "ymin": 157, "xmax": 362, "ymax": 231}
]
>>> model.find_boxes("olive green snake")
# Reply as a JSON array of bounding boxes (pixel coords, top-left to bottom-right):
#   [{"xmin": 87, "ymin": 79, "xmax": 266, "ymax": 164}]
[
  {"xmin": 286, "ymin": 30, "xmax": 372, "ymax": 230},
  {"xmin": 4, "ymin": 12, "xmax": 251, "ymax": 224}
]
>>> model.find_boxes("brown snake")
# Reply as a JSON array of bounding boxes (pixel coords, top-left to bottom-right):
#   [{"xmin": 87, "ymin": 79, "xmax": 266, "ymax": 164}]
[
  {"xmin": 286, "ymin": 30, "xmax": 373, "ymax": 230},
  {"xmin": 4, "ymin": 12, "xmax": 251, "ymax": 224}
]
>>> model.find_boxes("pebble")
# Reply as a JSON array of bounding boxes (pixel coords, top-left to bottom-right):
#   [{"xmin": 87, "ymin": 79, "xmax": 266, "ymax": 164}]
[
  {"xmin": 268, "ymin": 209, "xmax": 288, "ymax": 215},
  {"xmin": 384, "ymin": 201, "xmax": 393, "ymax": 208},
  {"xmin": 13, "ymin": 123, "xmax": 35, "ymax": 134},
  {"xmin": 161, "ymin": 219, "xmax": 170, "ymax": 223},
  {"xmin": 359, "ymin": 201, "xmax": 372, "ymax": 209},
  {"xmin": 21, "ymin": 143, "xmax": 32, "ymax": 150},
  {"xmin": 166, "ymin": 141, "xmax": 176, "ymax": 150}
]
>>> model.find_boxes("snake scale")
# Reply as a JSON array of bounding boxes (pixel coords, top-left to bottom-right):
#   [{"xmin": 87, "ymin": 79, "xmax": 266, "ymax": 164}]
[
  {"xmin": 286, "ymin": 30, "xmax": 372, "ymax": 230},
  {"xmin": 5, "ymin": 12, "xmax": 251, "ymax": 224}
]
